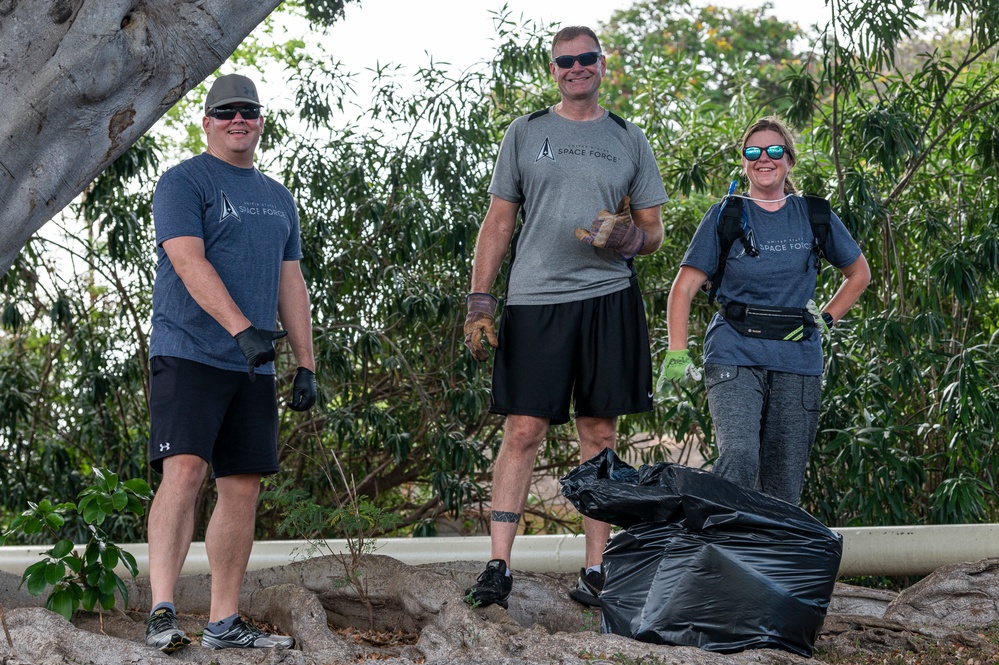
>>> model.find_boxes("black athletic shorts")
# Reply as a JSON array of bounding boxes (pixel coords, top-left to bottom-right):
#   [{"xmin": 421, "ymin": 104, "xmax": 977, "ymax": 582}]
[
  {"xmin": 148, "ymin": 356, "xmax": 279, "ymax": 477},
  {"xmin": 489, "ymin": 278, "xmax": 653, "ymax": 425}
]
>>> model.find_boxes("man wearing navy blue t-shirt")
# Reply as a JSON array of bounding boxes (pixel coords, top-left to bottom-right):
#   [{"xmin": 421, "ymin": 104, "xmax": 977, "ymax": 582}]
[{"xmin": 144, "ymin": 74, "xmax": 316, "ymax": 653}]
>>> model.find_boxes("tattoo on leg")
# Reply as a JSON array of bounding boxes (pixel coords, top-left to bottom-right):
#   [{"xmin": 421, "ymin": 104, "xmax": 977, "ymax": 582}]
[{"xmin": 491, "ymin": 510, "xmax": 521, "ymax": 524}]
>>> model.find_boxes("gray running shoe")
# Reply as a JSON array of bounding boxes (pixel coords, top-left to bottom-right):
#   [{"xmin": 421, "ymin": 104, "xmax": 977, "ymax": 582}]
[
  {"xmin": 145, "ymin": 608, "xmax": 192, "ymax": 654},
  {"xmin": 201, "ymin": 617, "xmax": 294, "ymax": 649}
]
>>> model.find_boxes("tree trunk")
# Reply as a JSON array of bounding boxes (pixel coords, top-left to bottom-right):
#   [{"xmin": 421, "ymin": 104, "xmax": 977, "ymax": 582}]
[{"xmin": 0, "ymin": 0, "xmax": 282, "ymax": 277}]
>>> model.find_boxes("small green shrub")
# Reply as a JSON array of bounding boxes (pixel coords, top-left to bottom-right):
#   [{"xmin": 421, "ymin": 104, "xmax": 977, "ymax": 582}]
[{"xmin": 1, "ymin": 467, "xmax": 153, "ymax": 620}]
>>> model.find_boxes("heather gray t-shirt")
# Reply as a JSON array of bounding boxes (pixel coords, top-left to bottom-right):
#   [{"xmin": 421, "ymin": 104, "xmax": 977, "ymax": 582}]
[
  {"xmin": 681, "ymin": 196, "xmax": 863, "ymax": 375},
  {"xmin": 150, "ymin": 153, "xmax": 302, "ymax": 374},
  {"xmin": 489, "ymin": 108, "xmax": 668, "ymax": 305}
]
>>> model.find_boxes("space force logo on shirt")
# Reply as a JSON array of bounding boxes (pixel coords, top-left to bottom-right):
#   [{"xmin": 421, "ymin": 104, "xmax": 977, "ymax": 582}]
[
  {"xmin": 218, "ymin": 191, "xmax": 240, "ymax": 224},
  {"xmin": 536, "ymin": 137, "xmax": 556, "ymax": 162}
]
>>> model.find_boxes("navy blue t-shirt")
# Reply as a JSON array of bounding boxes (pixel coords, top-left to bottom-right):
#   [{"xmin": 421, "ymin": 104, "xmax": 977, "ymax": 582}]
[
  {"xmin": 150, "ymin": 153, "xmax": 302, "ymax": 373},
  {"xmin": 681, "ymin": 195, "xmax": 862, "ymax": 375}
]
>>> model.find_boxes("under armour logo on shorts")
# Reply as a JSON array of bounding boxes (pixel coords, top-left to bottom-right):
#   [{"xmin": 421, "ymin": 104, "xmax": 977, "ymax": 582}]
[
  {"xmin": 159, "ymin": 442, "xmax": 171, "ymax": 452},
  {"xmin": 720, "ymin": 371, "xmax": 731, "ymax": 379}
]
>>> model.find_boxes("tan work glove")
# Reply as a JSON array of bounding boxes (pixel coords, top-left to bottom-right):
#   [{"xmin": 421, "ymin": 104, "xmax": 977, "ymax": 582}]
[
  {"xmin": 574, "ymin": 196, "xmax": 646, "ymax": 259},
  {"xmin": 463, "ymin": 293, "xmax": 499, "ymax": 361}
]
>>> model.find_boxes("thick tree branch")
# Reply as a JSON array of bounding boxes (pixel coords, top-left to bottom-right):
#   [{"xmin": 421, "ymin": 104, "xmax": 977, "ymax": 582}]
[{"xmin": 0, "ymin": 0, "xmax": 283, "ymax": 277}]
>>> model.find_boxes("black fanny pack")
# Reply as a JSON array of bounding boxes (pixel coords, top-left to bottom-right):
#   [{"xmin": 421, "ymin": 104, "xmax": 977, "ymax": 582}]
[{"xmin": 720, "ymin": 301, "xmax": 816, "ymax": 342}]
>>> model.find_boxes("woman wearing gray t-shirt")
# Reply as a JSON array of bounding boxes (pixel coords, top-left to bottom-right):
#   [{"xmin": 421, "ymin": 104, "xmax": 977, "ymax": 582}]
[{"xmin": 663, "ymin": 116, "xmax": 870, "ymax": 503}]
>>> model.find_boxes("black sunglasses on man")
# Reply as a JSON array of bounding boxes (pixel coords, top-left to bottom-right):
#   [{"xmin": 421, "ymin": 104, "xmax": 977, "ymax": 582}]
[{"xmin": 207, "ymin": 105, "xmax": 262, "ymax": 120}]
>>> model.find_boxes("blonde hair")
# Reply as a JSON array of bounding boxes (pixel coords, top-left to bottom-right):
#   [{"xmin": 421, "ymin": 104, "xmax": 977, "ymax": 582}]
[{"xmin": 741, "ymin": 116, "xmax": 798, "ymax": 194}]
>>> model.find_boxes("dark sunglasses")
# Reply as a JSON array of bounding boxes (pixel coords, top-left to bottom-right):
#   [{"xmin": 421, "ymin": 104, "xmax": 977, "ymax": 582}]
[
  {"xmin": 207, "ymin": 105, "xmax": 262, "ymax": 120},
  {"xmin": 553, "ymin": 51, "xmax": 601, "ymax": 68},
  {"xmin": 743, "ymin": 145, "xmax": 786, "ymax": 161}
]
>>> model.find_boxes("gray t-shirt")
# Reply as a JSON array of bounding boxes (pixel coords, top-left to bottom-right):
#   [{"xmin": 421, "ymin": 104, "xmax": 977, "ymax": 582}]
[
  {"xmin": 150, "ymin": 153, "xmax": 302, "ymax": 373},
  {"xmin": 489, "ymin": 108, "xmax": 668, "ymax": 305},
  {"xmin": 681, "ymin": 196, "xmax": 863, "ymax": 375}
]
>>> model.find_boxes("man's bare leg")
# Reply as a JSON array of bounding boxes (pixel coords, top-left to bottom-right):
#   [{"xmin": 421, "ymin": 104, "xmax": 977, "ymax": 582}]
[
  {"xmin": 489, "ymin": 414, "xmax": 549, "ymax": 565},
  {"xmin": 205, "ymin": 473, "xmax": 261, "ymax": 622},
  {"xmin": 576, "ymin": 416, "xmax": 617, "ymax": 568},
  {"xmin": 148, "ymin": 455, "xmax": 208, "ymax": 608}
]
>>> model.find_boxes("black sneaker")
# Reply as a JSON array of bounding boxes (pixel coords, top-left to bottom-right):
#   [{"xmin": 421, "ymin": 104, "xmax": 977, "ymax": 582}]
[
  {"xmin": 568, "ymin": 567, "xmax": 605, "ymax": 607},
  {"xmin": 145, "ymin": 608, "xmax": 192, "ymax": 654},
  {"xmin": 201, "ymin": 617, "xmax": 294, "ymax": 650},
  {"xmin": 464, "ymin": 559, "xmax": 513, "ymax": 609}
]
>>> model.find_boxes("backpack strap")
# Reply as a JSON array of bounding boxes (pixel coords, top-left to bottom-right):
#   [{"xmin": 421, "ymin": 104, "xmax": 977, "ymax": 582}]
[
  {"xmin": 709, "ymin": 194, "xmax": 832, "ymax": 304},
  {"xmin": 607, "ymin": 111, "xmax": 627, "ymax": 130},
  {"xmin": 804, "ymin": 195, "xmax": 831, "ymax": 270},
  {"xmin": 707, "ymin": 196, "xmax": 748, "ymax": 306}
]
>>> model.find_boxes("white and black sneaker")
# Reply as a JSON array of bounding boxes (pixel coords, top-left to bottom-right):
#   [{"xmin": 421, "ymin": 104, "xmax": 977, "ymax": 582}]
[
  {"xmin": 568, "ymin": 567, "xmax": 605, "ymax": 607},
  {"xmin": 201, "ymin": 617, "xmax": 294, "ymax": 650},
  {"xmin": 145, "ymin": 608, "xmax": 192, "ymax": 654}
]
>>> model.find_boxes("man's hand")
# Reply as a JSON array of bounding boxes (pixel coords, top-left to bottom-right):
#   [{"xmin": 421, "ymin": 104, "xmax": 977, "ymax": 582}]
[
  {"xmin": 661, "ymin": 349, "xmax": 702, "ymax": 383},
  {"xmin": 463, "ymin": 293, "xmax": 498, "ymax": 362},
  {"xmin": 574, "ymin": 196, "xmax": 646, "ymax": 259},
  {"xmin": 233, "ymin": 325, "xmax": 288, "ymax": 382},
  {"xmin": 289, "ymin": 367, "xmax": 317, "ymax": 411}
]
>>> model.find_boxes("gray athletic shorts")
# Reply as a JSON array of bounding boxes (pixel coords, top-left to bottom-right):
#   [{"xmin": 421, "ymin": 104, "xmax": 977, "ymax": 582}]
[
  {"xmin": 489, "ymin": 279, "xmax": 653, "ymax": 425},
  {"xmin": 148, "ymin": 356, "xmax": 279, "ymax": 477}
]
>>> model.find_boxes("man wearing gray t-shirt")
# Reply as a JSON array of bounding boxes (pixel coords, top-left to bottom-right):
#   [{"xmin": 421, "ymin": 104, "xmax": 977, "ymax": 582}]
[
  {"xmin": 144, "ymin": 74, "xmax": 316, "ymax": 653},
  {"xmin": 463, "ymin": 26, "xmax": 668, "ymax": 609}
]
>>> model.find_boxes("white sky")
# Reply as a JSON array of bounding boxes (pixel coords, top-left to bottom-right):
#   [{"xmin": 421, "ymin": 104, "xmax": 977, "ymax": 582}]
[
  {"xmin": 244, "ymin": 0, "xmax": 833, "ymax": 115},
  {"xmin": 321, "ymin": 0, "xmax": 832, "ymax": 77}
]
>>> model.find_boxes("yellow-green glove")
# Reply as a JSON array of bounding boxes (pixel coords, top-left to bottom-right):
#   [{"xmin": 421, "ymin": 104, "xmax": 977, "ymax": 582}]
[
  {"xmin": 657, "ymin": 350, "xmax": 702, "ymax": 393},
  {"xmin": 806, "ymin": 299, "xmax": 830, "ymax": 339}
]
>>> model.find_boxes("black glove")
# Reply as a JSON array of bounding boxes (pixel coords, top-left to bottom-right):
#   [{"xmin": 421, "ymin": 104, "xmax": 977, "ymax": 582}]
[
  {"xmin": 289, "ymin": 367, "xmax": 317, "ymax": 412},
  {"xmin": 233, "ymin": 326, "xmax": 288, "ymax": 382}
]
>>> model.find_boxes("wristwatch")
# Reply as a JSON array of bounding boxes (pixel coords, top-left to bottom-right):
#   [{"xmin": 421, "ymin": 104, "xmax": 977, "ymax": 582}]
[{"xmin": 821, "ymin": 312, "xmax": 834, "ymax": 327}]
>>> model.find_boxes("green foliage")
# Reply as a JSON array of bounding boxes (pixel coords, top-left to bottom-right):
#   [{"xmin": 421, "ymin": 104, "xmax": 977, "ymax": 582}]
[
  {"xmin": 783, "ymin": 0, "xmax": 999, "ymax": 526},
  {"xmin": 261, "ymin": 439, "xmax": 398, "ymax": 629},
  {"xmin": 0, "ymin": 135, "xmax": 158, "ymax": 544},
  {"xmin": 1, "ymin": 468, "xmax": 152, "ymax": 620},
  {"xmin": 296, "ymin": 0, "xmax": 353, "ymax": 28},
  {"xmin": 262, "ymin": 479, "xmax": 399, "ymax": 553},
  {"xmin": 600, "ymin": 0, "xmax": 803, "ymax": 118}
]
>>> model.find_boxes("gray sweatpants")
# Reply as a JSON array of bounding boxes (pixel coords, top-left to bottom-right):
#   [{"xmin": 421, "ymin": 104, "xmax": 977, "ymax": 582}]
[{"xmin": 704, "ymin": 364, "xmax": 822, "ymax": 504}]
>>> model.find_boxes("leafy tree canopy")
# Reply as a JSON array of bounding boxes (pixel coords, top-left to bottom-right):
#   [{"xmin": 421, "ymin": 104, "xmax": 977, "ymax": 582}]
[{"xmin": 2, "ymin": 0, "xmax": 998, "ymax": 548}]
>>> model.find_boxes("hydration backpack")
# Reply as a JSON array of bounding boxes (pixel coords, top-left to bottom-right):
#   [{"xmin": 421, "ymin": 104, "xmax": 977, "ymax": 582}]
[{"xmin": 706, "ymin": 189, "xmax": 831, "ymax": 306}]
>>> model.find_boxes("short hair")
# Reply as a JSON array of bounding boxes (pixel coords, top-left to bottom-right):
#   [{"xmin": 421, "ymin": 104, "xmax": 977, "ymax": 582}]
[
  {"xmin": 551, "ymin": 26, "xmax": 601, "ymax": 56},
  {"xmin": 741, "ymin": 115, "xmax": 798, "ymax": 194}
]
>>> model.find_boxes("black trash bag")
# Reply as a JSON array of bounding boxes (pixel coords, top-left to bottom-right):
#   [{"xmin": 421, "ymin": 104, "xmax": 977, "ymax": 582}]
[{"xmin": 560, "ymin": 449, "xmax": 842, "ymax": 657}]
